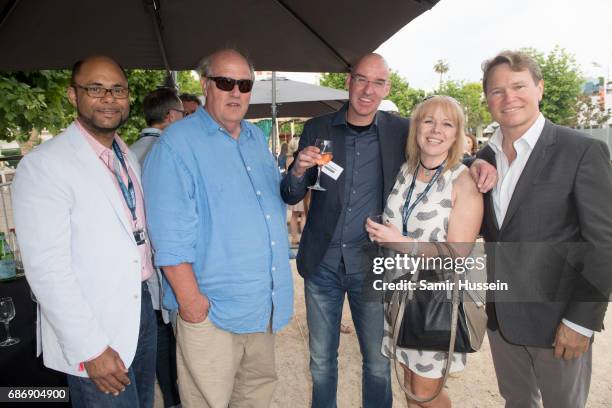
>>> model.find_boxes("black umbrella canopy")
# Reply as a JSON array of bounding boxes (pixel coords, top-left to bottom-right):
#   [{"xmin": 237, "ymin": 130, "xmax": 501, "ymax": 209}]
[{"xmin": 0, "ymin": 0, "xmax": 439, "ymax": 72}]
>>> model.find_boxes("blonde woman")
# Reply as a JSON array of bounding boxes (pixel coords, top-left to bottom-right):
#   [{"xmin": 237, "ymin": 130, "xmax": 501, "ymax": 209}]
[{"xmin": 366, "ymin": 96, "xmax": 483, "ymax": 408}]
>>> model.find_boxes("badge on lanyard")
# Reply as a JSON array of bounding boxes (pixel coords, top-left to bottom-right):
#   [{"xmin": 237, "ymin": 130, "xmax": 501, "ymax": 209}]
[
  {"xmin": 111, "ymin": 140, "xmax": 147, "ymax": 246},
  {"xmin": 133, "ymin": 229, "xmax": 147, "ymax": 246}
]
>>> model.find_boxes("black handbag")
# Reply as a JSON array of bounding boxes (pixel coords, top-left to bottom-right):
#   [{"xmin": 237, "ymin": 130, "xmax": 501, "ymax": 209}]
[
  {"xmin": 385, "ymin": 242, "xmax": 487, "ymax": 403},
  {"xmin": 396, "ymin": 269, "xmax": 477, "ymax": 352}
]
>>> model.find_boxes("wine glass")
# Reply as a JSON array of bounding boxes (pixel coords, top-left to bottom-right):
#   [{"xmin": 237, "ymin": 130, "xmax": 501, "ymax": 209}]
[
  {"xmin": 0, "ymin": 297, "xmax": 20, "ymax": 346},
  {"xmin": 308, "ymin": 139, "xmax": 333, "ymax": 191}
]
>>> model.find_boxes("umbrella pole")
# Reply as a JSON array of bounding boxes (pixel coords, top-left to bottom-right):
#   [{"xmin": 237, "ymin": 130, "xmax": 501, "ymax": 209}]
[
  {"xmin": 162, "ymin": 71, "xmax": 178, "ymax": 90},
  {"xmin": 146, "ymin": 0, "xmax": 172, "ymax": 75}
]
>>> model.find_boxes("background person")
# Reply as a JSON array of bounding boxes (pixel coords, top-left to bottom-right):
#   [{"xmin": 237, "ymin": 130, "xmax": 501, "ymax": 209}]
[
  {"xmin": 131, "ymin": 87, "xmax": 184, "ymax": 164},
  {"xmin": 179, "ymin": 93, "xmax": 201, "ymax": 116},
  {"xmin": 278, "ymin": 142, "xmax": 289, "ymax": 174},
  {"xmin": 464, "ymin": 132, "xmax": 478, "ymax": 159},
  {"xmin": 285, "ymin": 139, "xmax": 306, "ymax": 246}
]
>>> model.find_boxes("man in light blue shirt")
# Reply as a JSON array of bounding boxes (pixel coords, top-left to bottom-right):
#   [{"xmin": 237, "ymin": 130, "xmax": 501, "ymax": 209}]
[
  {"xmin": 131, "ymin": 86, "xmax": 184, "ymax": 408},
  {"xmin": 142, "ymin": 49, "xmax": 292, "ymax": 407}
]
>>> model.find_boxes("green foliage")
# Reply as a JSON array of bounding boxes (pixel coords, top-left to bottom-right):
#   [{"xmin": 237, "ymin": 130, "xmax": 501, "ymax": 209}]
[
  {"xmin": 177, "ymin": 71, "xmax": 202, "ymax": 96},
  {"xmin": 523, "ymin": 46, "xmax": 583, "ymax": 126},
  {"xmin": 437, "ymin": 80, "xmax": 491, "ymax": 133},
  {"xmin": 433, "ymin": 59, "xmax": 449, "ymax": 75},
  {"xmin": 279, "ymin": 120, "xmax": 304, "ymax": 136},
  {"xmin": 0, "ymin": 70, "xmax": 73, "ymax": 142},
  {"xmin": 319, "ymin": 71, "xmax": 425, "ymax": 118},
  {"xmin": 121, "ymin": 69, "xmax": 166, "ymax": 144},
  {"xmin": 387, "ymin": 72, "xmax": 426, "ymax": 118},
  {"xmin": 0, "ymin": 69, "xmax": 202, "ymax": 145},
  {"xmin": 319, "ymin": 72, "xmax": 347, "ymax": 90}
]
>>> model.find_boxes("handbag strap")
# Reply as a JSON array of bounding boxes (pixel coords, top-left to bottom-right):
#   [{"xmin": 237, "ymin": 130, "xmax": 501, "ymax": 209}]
[{"xmin": 390, "ymin": 242, "xmax": 460, "ymax": 404}]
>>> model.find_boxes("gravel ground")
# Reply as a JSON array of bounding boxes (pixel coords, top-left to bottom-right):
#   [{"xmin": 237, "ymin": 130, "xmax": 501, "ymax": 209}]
[{"xmin": 272, "ymin": 260, "xmax": 612, "ymax": 407}]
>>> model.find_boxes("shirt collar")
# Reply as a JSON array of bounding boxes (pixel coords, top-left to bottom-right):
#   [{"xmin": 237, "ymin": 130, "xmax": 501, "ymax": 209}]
[
  {"xmin": 199, "ymin": 107, "xmax": 253, "ymax": 140},
  {"xmin": 76, "ymin": 119, "xmax": 127, "ymax": 159},
  {"xmin": 331, "ymin": 102, "xmax": 379, "ymax": 129},
  {"xmin": 488, "ymin": 113, "xmax": 545, "ymax": 153},
  {"xmin": 140, "ymin": 127, "xmax": 162, "ymax": 137}
]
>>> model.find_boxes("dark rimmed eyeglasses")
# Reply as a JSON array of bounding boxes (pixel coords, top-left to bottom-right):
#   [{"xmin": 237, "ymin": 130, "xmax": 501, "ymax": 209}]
[
  {"xmin": 75, "ymin": 84, "xmax": 129, "ymax": 99},
  {"xmin": 350, "ymin": 74, "xmax": 387, "ymax": 90},
  {"xmin": 207, "ymin": 76, "xmax": 254, "ymax": 93}
]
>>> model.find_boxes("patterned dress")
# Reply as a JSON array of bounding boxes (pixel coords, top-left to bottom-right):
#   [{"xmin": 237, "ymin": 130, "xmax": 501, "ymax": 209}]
[{"xmin": 380, "ymin": 161, "xmax": 468, "ymax": 379}]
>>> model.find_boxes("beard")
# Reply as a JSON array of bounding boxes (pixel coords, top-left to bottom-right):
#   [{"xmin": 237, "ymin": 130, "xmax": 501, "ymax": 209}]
[{"xmin": 76, "ymin": 104, "xmax": 129, "ymax": 135}]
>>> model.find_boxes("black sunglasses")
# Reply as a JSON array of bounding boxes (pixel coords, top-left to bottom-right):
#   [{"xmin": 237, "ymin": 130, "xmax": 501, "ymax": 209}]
[{"xmin": 207, "ymin": 76, "xmax": 254, "ymax": 93}]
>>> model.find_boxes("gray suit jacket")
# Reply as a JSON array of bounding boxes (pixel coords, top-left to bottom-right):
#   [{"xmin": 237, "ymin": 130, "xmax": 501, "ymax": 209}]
[{"xmin": 479, "ymin": 120, "xmax": 612, "ymax": 347}]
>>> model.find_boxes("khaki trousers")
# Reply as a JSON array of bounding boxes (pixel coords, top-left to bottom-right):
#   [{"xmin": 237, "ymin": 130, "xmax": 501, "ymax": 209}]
[{"xmin": 176, "ymin": 316, "xmax": 277, "ymax": 408}]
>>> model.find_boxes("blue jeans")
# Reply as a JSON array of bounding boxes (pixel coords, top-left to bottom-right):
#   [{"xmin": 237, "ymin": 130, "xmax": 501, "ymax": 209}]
[
  {"xmin": 305, "ymin": 261, "xmax": 392, "ymax": 408},
  {"xmin": 68, "ymin": 283, "xmax": 157, "ymax": 408}
]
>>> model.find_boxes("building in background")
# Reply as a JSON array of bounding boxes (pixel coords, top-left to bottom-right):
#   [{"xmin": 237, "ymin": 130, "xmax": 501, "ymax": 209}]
[{"xmin": 581, "ymin": 78, "xmax": 612, "ymax": 128}]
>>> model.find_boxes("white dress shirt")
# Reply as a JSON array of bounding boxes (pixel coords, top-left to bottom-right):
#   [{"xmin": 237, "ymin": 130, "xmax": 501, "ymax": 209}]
[{"xmin": 488, "ymin": 114, "xmax": 593, "ymax": 338}]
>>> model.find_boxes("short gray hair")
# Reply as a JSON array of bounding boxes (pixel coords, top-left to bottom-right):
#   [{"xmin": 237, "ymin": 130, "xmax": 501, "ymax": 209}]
[
  {"xmin": 143, "ymin": 87, "xmax": 182, "ymax": 126},
  {"xmin": 197, "ymin": 49, "xmax": 255, "ymax": 80}
]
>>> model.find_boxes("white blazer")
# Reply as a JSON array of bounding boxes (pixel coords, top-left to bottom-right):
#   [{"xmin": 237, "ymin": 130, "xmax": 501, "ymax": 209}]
[{"xmin": 12, "ymin": 122, "xmax": 143, "ymax": 377}]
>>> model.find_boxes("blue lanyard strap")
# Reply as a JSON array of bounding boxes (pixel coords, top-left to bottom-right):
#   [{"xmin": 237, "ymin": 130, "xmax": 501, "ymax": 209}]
[
  {"xmin": 111, "ymin": 140, "xmax": 137, "ymax": 222},
  {"xmin": 402, "ymin": 162, "xmax": 445, "ymax": 236}
]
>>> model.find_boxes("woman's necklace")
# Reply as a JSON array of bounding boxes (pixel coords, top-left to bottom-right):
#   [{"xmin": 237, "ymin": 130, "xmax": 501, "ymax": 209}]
[{"xmin": 419, "ymin": 159, "xmax": 445, "ymax": 176}]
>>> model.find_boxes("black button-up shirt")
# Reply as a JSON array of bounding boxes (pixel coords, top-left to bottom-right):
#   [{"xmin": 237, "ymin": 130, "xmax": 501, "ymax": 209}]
[{"xmin": 319, "ymin": 114, "xmax": 383, "ymax": 275}]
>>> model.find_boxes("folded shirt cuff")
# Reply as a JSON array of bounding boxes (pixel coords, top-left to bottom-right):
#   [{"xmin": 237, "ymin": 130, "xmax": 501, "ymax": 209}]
[
  {"xmin": 154, "ymin": 251, "xmax": 195, "ymax": 268},
  {"xmin": 561, "ymin": 318, "xmax": 594, "ymax": 338}
]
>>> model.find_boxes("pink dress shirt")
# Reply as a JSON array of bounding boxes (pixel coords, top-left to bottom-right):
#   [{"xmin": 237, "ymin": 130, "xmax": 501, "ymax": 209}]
[{"xmin": 77, "ymin": 120, "xmax": 154, "ymax": 282}]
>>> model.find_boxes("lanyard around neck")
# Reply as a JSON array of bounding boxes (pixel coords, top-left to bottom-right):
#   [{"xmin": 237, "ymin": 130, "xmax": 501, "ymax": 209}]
[
  {"xmin": 402, "ymin": 162, "xmax": 445, "ymax": 236},
  {"xmin": 111, "ymin": 140, "xmax": 137, "ymax": 222}
]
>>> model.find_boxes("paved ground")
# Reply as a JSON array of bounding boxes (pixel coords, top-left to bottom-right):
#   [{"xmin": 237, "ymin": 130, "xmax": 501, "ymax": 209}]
[{"xmin": 272, "ymin": 260, "xmax": 612, "ymax": 407}]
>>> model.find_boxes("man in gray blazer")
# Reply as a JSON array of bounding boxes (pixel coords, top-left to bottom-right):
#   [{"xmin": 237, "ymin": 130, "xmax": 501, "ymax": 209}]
[{"xmin": 478, "ymin": 50, "xmax": 612, "ymax": 408}]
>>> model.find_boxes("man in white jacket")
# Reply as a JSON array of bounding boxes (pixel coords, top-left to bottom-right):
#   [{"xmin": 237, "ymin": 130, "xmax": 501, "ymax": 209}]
[{"xmin": 12, "ymin": 56, "xmax": 157, "ymax": 407}]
